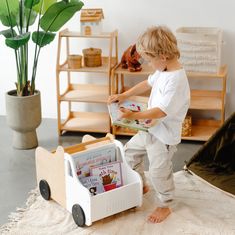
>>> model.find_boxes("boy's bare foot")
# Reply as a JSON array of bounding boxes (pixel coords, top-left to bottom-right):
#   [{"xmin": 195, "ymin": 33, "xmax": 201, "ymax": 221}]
[
  {"xmin": 143, "ymin": 185, "xmax": 150, "ymax": 194},
  {"xmin": 148, "ymin": 207, "xmax": 171, "ymax": 223}
]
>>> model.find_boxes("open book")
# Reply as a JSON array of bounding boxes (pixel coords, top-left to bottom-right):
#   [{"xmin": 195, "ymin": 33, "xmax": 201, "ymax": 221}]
[{"xmin": 108, "ymin": 96, "xmax": 157, "ymax": 132}]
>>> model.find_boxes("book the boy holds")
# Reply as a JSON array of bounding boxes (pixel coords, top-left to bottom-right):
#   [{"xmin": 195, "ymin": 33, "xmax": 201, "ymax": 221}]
[{"xmin": 108, "ymin": 96, "xmax": 157, "ymax": 132}]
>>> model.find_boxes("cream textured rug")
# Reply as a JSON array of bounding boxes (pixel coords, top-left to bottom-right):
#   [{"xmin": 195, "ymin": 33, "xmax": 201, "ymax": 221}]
[{"xmin": 1, "ymin": 171, "xmax": 235, "ymax": 235}]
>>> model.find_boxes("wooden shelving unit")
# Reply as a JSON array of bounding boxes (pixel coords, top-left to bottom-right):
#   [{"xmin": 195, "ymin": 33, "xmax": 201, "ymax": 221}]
[
  {"xmin": 183, "ymin": 65, "xmax": 227, "ymax": 141},
  {"xmin": 56, "ymin": 29, "xmax": 118, "ymax": 135},
  {"xmin": 111, "ymin": 63, "xmax": 227, "ymax": 141}
]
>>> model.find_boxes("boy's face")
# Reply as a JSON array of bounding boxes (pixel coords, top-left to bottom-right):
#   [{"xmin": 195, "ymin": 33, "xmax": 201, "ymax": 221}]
[{"xmin": 142, "ymin": 54, "xmax": 167, "ymax": 72}]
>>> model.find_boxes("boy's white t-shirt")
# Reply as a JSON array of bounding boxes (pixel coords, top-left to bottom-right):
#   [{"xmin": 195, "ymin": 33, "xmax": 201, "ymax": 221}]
[{"xmin": 147, "ymin": 69, "xmax": 190, "ymax": 145}]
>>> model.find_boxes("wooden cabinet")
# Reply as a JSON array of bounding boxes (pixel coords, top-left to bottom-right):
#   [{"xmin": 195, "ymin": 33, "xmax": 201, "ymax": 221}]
[
  {"xmin": 56, "ymin": 29, "xmax": 118, "ymax": 135},
  {"xmin": 111, "ymin": 63, "xmax": 227, "ymax": 141}
]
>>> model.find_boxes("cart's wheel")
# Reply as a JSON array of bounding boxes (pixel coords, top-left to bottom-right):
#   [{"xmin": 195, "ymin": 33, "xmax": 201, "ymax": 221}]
[
  {"xmin": 39, "ymin": 180, "xmax": 51, "ymax": 200},
  {"xmin": 72, "ymin": 204, "xmax": 86, "ymax": 227}
]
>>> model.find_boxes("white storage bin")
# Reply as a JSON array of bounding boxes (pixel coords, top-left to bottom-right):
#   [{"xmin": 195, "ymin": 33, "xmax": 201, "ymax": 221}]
[
  {"xmin": 36, "ymin": 137, "xmax": 142, "ymax": 227},
  {"xmin": 176, "ymin": 27, "xmax": 223, "ymax": 73}
]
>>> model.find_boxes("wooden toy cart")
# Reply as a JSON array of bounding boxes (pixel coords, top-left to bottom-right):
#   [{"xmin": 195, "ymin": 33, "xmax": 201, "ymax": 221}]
[{"xmin": 36, "ymin": 136, "xmax": 142, "ymax": 226}]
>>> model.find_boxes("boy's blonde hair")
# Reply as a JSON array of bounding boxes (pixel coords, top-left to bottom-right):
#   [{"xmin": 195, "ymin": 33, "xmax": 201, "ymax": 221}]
[{"xmin": 136, "ymin": 26, "xmax": 180, "ymax": 60}]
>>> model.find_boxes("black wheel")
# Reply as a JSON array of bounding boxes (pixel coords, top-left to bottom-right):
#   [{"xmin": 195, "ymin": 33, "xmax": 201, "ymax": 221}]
[
  {"xmin": 72, "ymin": 204, "xmax": 86, "ymax": 227},
  {"xmin": 39, "ymin": 180, "xmax": 51, "ymax": 200}
]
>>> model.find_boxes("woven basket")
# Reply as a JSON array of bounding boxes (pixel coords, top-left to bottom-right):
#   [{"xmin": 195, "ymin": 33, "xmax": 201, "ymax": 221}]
[
  {"xmin": 176, "ymin": 27, "xmax": 223, "ymax": 73},
  {"xmin": 182, "ymin": 115, "xmax": 192, "ymax": 137},
  {"xmin": 68, "ymin": 54, "xmax": 82, "ymax": 69},
  {"xmin": 82, "ymin": 47, "xmax": 102, "ymax": 67}
]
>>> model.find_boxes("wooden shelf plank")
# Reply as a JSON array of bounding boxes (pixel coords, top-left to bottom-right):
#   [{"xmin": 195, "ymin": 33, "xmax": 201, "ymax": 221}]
[
  {"xmin": 187, "ymin": 65, "xmax": 227, "ymax": 78},
  {"xmin": 113, "ymin": 119, "xmax": 221, "ymax": 141},
  {"xmin": 60, "ymin": 84, "xmax": 109, "ymax": 103},
  {"xmin": 190, "ymin": 90, "xmax": 222, "ymax": 110},
  {"xmin": 182, "ymin": 125, "xmax": 216, "ymax": 141},
  {"xmin": 114, "ymin": 64, "xmax": 227, "ymax": 78},
  {"xmin": 59, "ymin": 29, "xmax": 117, "ymax": 39},
  {"xmin": 59, "ymin": 57, "xmax": 117, "ymax": 73},
  {"xmin": 182, "ymin": 119, "xmax": 221, "ymax": 141},
  {"xmin": 61, "ymin": 112, "xmax": 110, "ymax": 133},
  {"xmin": 114, "ymin": 63, "xmax": 154, "ymax": 75},
  {"xmin": 113, "ymin": 126, "xmax": 137, "ymax": 136}
]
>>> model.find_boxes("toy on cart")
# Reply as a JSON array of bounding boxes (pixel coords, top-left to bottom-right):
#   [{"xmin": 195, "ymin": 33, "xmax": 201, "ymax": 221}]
[{"xmin": 35, "ymin": 135, "xmax": 142, "ymax": 227}]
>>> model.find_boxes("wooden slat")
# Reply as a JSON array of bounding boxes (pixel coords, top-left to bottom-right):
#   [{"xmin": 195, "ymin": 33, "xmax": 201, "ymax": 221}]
[
  {"xmin": 60, "ymin": 30, "xmax": 114, "ymax": 39},
  {"xmin": 61, "ymin": 111, "xmax": 110, "ymax": 133},
  {"xmin": 190, "ymin": 90, "xmax": 222, "ymax": 110},
  {"xmin": 187, "ymin": 65, "xmax": 227, "ymax": 78},
  {"xmin": 114, "ymin": 63, "xmax": 154, "ymax": 75},
  {"xmin": 182, "ymin": 119, "xmax": 221, "ymax": 141},
  {"xmin": 64, "ymin": 136, "xmax": 112, "ymax": 155},
  {"xmin": 60, "ymin": 84, "xmax": 109, "ymax": 103},
  {"xmin": 113, "ymin": 126, "xmax": 137, "ymax": 136},
  {"xmin": 59, "ymin": 57, "xmax": 117, "ymax": 73}
]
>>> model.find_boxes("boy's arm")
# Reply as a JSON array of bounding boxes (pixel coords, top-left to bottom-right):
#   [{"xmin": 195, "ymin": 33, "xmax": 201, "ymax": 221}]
[
  {"xmin": 119, "ymin": 107, "xmax": 166, "ymax": 120},
  {"xmin": 108, "ymin": 80, "xmax": 151, "ymax": 104},
  {"xmin": 122, "ymin": 80, "xmax": 151, "ymax": 97}
]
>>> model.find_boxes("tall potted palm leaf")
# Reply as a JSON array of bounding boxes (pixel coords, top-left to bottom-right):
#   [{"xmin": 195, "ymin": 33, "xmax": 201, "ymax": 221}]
[{"xmin": 0, "ymin": 0, "xmax": 84, "ymax": 149}]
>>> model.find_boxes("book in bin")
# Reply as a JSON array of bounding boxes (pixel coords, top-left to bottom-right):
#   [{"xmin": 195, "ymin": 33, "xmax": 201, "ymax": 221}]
[
  {"xmin": 71, "ymin": 143, "xmax": 123, "ymax": 195},
  {"xmin": 91, "ymin": 161, "xmax": 123, "ymax": 192},
  {"xmin": 72, "ymin": 143, "xmax": 116, "ymax": 179},
  {"xmin": 108, "ymin": 96, "xmax": 157, "ymax": 132}
]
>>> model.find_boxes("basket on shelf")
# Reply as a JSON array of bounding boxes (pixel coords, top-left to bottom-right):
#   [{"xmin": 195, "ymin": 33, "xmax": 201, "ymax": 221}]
[
  {"xmin": 82, "ymin": 47, "xmax": 102, "ymax": 67},
  {"xmin": 68, "ymin": 54, "xmax": 82, "ymax": 69},
  {"xmin": 182, "ymin": 115, "xmax": 192, "ymax": 137},
  {"xmin": 176, "ymin": 27, "xmax": 223, "ymax": 74}
]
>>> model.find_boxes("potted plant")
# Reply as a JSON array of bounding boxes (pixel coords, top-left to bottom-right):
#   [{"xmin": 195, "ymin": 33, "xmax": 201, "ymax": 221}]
[{"xmin": 0, "ymin": 0, "xmax": 84, "ymax": 149}]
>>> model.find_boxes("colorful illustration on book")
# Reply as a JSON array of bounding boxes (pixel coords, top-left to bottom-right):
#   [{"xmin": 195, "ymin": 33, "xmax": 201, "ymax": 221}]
[
  {"xmin": 108, "ymin": 100, "xmax": 156, "ymax": 131},
  {"xmin": 72, "ymin": 144, "xmax": 116, "ymax": 179},
  {"xmin": 80, "ymin": 176, "xmax": 105, "ymax": 196},
  {"xmin": 91, "ymin": 161, "xmax": 123, "ymax": 191}
]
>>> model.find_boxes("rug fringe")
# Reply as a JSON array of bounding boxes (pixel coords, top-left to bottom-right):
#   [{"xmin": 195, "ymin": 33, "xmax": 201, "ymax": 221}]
[{"xmin": 0, "ymin": 188, "xmax": 39, "ymax": 234}]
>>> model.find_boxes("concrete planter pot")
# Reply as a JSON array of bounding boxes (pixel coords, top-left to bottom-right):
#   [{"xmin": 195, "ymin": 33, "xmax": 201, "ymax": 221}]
[{"xmin": 6, "ymin": 90, "xmax": 42, "ymax": 149}]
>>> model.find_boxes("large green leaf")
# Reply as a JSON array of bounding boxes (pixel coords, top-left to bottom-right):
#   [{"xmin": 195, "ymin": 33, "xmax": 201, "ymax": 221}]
[
  {"xmin": 25, "ymin": 8, "xmax": 38, "ymax": 26},
  {"xmin": 0, "ymin": 0, "xmax": 19, "ymax": 17},
  {"xmin": 40, "ymin": 0, "xmax": 83, "ymax": 32},
  {"xmin": 32, "ymin": 31, "xmax": 56, "ymax": 47},
  {"xmin": 0, "ymin": 14, "xmax": 17, "ymax": 27},
  {"xmin": 33, "ymin": 0, "xmax": 57, "ymax": 14},
  {"xmin": 5, "ymin": 32, "xmax": 30, "ymax": 50},
  {"xmin": 24, "ymin": 0, "xmax": 40, "ymax": 9},
  {"xmin": 0, "ymin": 28, "xmax": 17, "ymax": 38}
]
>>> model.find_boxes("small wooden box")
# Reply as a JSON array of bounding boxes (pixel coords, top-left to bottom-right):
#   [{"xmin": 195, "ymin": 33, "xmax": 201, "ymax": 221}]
[
  {"xmin": 83, "ymin": 48, "xmax": 102, "ymax": 67},
  {"xmin": 68, "ymin": 54, "xmax": 82, "ymax": 69},
  {"xmin": 182, "ymin": 115, "xmax": 192, "ymax": 137}
]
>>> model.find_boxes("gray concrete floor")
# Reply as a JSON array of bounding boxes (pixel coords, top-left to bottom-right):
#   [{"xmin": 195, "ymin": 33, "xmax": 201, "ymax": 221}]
[{"xmin": 0, "ymin": 116, "xmax": 203, "ymax": 225}]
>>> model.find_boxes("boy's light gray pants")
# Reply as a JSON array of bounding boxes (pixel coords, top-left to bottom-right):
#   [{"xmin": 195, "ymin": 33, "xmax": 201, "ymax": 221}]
[{"xmin": 124, "ymin": 131, "xmax": 177, "ymax": 207}]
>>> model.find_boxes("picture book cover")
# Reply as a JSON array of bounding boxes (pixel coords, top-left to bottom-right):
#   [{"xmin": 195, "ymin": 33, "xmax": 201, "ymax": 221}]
[
  {"xmin": 72, "ymin": 143, "xmax": 116, "ymax": 179},
  {"xmin": 80, "ymin": 176, "xmax": 105, "ymax": 196},
  {"xmin": 108, "ymin": 97, "xmax": 157, "ymax": 132},
  {"xmin": 91, "ymin": 161, "xmax": 123, "ymax": 191}
]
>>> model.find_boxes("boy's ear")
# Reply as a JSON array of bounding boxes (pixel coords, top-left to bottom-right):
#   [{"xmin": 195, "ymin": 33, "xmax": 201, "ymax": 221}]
[{"xmin": 159, "ymin": 54, "xmax": 167, "ymax": 61}]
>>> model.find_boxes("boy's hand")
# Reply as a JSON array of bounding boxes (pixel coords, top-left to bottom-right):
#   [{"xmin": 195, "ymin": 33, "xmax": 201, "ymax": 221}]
[{"xmin": 108, "ymin": 94, "xmax": 127, "ymax": 104}]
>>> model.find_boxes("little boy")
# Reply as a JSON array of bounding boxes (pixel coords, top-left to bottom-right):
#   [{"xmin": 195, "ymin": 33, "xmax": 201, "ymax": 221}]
[{"xmin": 108, "ymin": 26, "xmax": 190, "ymax": 223}]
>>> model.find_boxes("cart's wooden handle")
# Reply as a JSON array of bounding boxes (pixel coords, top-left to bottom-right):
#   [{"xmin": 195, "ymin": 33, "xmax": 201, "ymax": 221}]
[{"xmin": 64, "ymin": 134, "xmax": 114, "ymax": 154}]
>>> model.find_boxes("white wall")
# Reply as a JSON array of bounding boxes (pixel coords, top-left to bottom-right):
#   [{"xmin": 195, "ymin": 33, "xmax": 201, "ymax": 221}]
[{"xmin": 0, "ymin": 0, "xmax": 235, "ymax": 118}]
